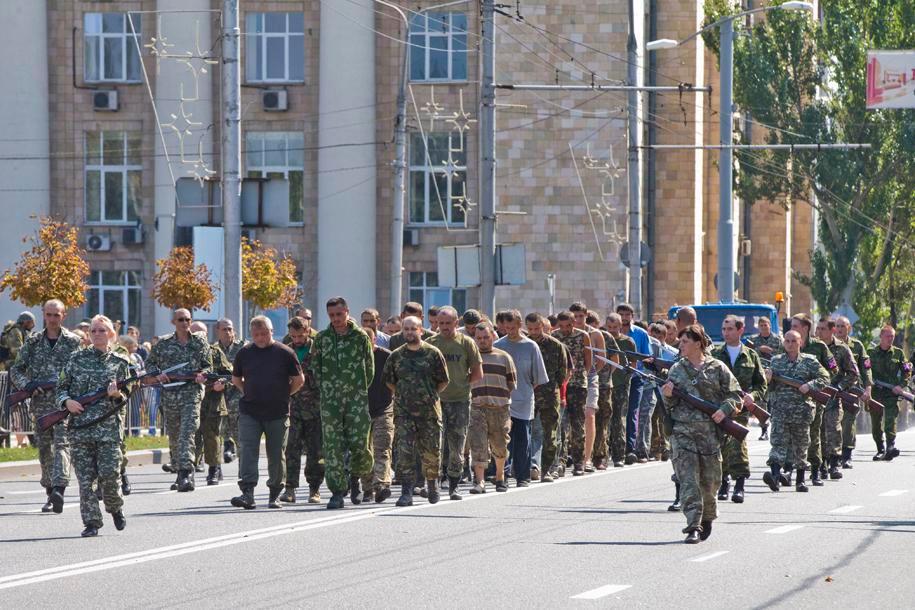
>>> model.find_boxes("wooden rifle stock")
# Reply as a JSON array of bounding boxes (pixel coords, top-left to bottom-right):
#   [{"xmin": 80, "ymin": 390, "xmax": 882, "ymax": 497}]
[
  {"xmin": 36, "ymin": 371, "xmax": 158, "ymax": 433},
  {"xmin": 872, "ymin": 379, "xmax": 915, "ymax": 404},
  {"xmin": 738, "ymin": 391, "xmax": 770, "ymax": 425},
  {"xmin": 769, "ymin": 372, "xmax": 832, "ymax": 405},
  {"xmin": 5, "ymin": 380, "xmax": 57, "ymax": 409}
]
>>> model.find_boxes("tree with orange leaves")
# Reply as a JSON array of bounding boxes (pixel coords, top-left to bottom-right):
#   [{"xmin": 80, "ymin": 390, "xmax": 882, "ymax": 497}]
[
  {"xmin": 241, "ymin": 237, "xmax": 300, "ymax": 311},
  {"xmin": 152, "ymin": 247, "xmax": 217, "ymax": 311}
]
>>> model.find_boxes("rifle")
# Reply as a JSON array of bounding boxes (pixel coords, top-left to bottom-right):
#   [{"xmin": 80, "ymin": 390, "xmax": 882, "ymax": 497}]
[
  {"xmin": 820, "ymin": 386, "xmax": 884, "ymax": 416},
  {"xmin": 872, "ymin": 379, "xmax": 915, "ymax": 403},
  {"xmin": 736, "ymin": 391, "xmax": 770, "ymax": 425},
  {"xmin": 593, "ymin": 346, "xmax": 679, "ymax": 373},
  {"xmin": 5, "ymin": 379, "xmax": 57, "ymax": 410},
  {"xmin": 594, "ymin": 353, "xmax": 749, "ymax": 441},
  {"xmin": 37, "ymin": 362, "xmax": 188, "ymax": 433},
  {"xmin": 160, "ymin": 371, "xmax": 233, "ymax": 387},
  {"xmin": 767, "ymin": 371, "xmax": 835, "ymax": 406}
]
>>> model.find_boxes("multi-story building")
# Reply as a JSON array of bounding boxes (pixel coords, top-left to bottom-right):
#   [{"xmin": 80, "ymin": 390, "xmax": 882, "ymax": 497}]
[{"xmin": 0, "ymin": 0, "xmax": 813, "ymax": 337}]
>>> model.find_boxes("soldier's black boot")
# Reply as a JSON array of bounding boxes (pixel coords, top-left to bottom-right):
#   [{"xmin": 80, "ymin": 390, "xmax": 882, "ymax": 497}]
[
  {"xmin": 112, "ymin": 511, "xmax": 127, "ymax": 531},
  {"xmin": 448, "ymin": 476, "xmax": 461, "ymax": 501},
  {"xmin": 810, "ymin": 466, "xmax": 824, "ymax": 487},
  {"xmin": 699, "ymin": 520, "xmax": 713, "ymax": 541},
  {"xmin": 231, "ymin": 486, "xmax": 256, "ymax": 510},
  {"xmin": 426, "ymin": 479, "xmax": 440, "ymax": 504},
  {"xmin": 668, "ymin": 482, "xmax": 682, "ymax": 511},
  {"xmin": 819, "ymin": 462, "xmax": 828, "ymax": 480},
  {"xmin": 50, "ymin": 486, "xmax": 65, "ymax": 514},
  {"xmin": 717, "ymin": 474, "xmax": 730, "ymax": 500},
  {"xmin": 885, "ymin": 442, "xmax": 899, "ymax": 461},
  {"xmin": 177, "ymin": 470, "xmax": 195, "ymax": 492},
  {"xmin": 326, "ymin": 492, "xmax": 345, "ymax": 510},
  {"xmin": 828, "ymin": 455, "xmax": 843, "ymax": 479},
  {"xmin": 873, "ymin": 442, "xmax": 885, "ymax": 461},
  {"xmin": 169, "ymin": 474, "xmax": 180, "ymax": 491},
  {"xmin": 349, "ymin": 476, "xmax": 362, "ymax": 505},
  {"xmin": 279, "ymin": 485, "xmax": 296, "ymax": 503},
  {"xmin": 206, "ymin": 466, "xmax": 220, "ymax": 486},
  {"xmin": 684, "ymin": 528, "xmax": 701, "ymax": 544},
  {"xmin": 121, "ymin": 474, "xmax": 131, "ymax": 496},
  {"xmin": 763, "ymin": 463, "xmax": 781, "ymax": 492},
  {"xmin": 41, "ymin": 487, "xmax": 53, "ymax": 513},
  {"xmin": 795, "ymin": 468, "xmax": 808, "ymax": 492},
  {"xmin": 731, "ymin": 477, "xmax": 745, "ymax": 503},
  {"xmin": 841, "ymin": 447, "xmax": 853, "ymax": 469},
  {"xmin": 780, "ymin": 464, "xmax": 792, "ymax": 487},
  {"xmin": 396, "ymin": 480, "xmax": 414, "ymax": 507},
  {"xmin": 81, "ymin": 525, "xmax": 99, "ymax": 538},
  {"xmin": 267, "ymin": 486, "xmax": 282, "ymax": 509}
]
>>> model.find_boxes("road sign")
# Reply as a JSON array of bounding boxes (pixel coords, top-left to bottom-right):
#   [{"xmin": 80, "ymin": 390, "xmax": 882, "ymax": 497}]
[
  {"xmin": 867, "ymin": 50, "xmax": 915, "ymax": 109},
  {"xmin": 619, "ymin": 241, "xmax": 651, "ymax": 268}
]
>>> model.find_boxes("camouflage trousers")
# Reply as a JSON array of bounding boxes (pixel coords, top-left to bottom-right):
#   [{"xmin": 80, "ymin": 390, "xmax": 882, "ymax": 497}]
[
  {"xmin": 320, "ymin": 394, "xmax": 373, "ymax": 494},
  {"xmin": 440, "ymin": 400, "xmax": 471, "ymax": 479},
  {"xmin": 362, "ymin": 410, "xmax": 394, "ymax": 491},
  {"xmin": 871, "ymin": 397, "xmax": 899, "ymax": 447},
  {"xmin": 650, "ymin": 400, "xmax": 669, "ymax": 457},
  {"xmin": 592, "ymin": 385, "xmax": 613, "ymax": 466},
  {"xmin": 565, "ymin": 385, "xmax": 588, "ymax": 465},
  {"xmin": 161, "ymin": 390, "xmax": 201, "ymax": 472},
  {"xmin": 394, "ymin": 407, "xmax": 442, "ymax": 482},
  {"xmin": 72, "ymin": 438, "xmax": 123, "ymax": 527},
  {"xmin": 670, "ymin": 431, "xmax": 720, "ymax": 531},
  {"xmin": 841, "ymin": 406, "xmax": 858, "ymax": 449},
  {"xmin": 605, "ymin": 384, "xmax": 630, "ymax": 463},
  {"xmin": 767, "ymin": 416, "xmax": 811, "ymax": 471},
  {"xmin": 720, "ymin": 411, "xmax": 750, "ymax": 478},
  {"xmin": 820, "ymin": 404, "xmax": 843, "ymax": 458},
  {"xmin": 285, "ymin": 411, "xmax": 324, "ymax": 490},
  {"xmin": 195, "ymin": 404, "xmax": 224, "ymax": 466},
  {"xmin": 534, "ymin": 388, "xmax": 561, "ymax": 473},
  {"xmin": 33, "ymin": 418, "xmax": 71, "ymax": 488},
  {"xmin": 806, "ymin": 405, "xmax": 824, "ymax": 470},
  {"xmin": 224, "ymin": 395, "xmax": 240, "ymax": 453}
]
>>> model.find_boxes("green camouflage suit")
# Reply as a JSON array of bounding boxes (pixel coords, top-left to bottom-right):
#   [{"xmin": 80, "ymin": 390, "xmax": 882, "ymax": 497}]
[
  {"xmin": 531, "ymin": 333, "xmax": 568, "ymax": 472},
  {"xmin": 823, "ymin": 340, "xmax": 859, "ymax": 459},
  {"xmin": 841, "ymin": 337, "xmax": 871, "ymax": 449},
  {"xmin": 711, "ymin": 343, "xmax": 767, "ymax": 479},
  {"xmin": 215, "ymin": 338, "xmax": 245, "ymax": 453},
  {"xmin": 0, "ymin": 321, "xmax": 29, "ymax": 371},
  {"xmin": 603, "ymin": 333, "xmax": 636, "ymax": 464},
  {"xmin": 196, "ymin": 344, "xmax": 233, "ymax": 466},
  {"xmin": 55, "ymin": 347, "xmax": 134, "ymax": 528},
  {"xmin": 767, "ymin": 353, "xmax": 830, "ymax": 470},
  {"xmin": 383, "ymin": 342, "xmax": 449, "ymax": 482},
  {"xmin": 284, "ymin": 334, "xmax": 324, "ymax": 491},
  {"xmin": 868, "ymin": 345, "xmax": 911, "ymax": 450},
  {"xmin": 801, "ymin": 337, "xmax": 836, "ymax": 471},
  {"xmin": 145, "ymin": 332, "xmax": 212, "ymax": 472},
  {"xmin": 552, "ymin": 328, "xmax": 588, "ymax": 466},
  {"xmin": 311, "ymin": 319, "xmax": 374, "ymax": 494},
  {"xmin": 663, "ymin": 357, "xmax": 741, "ymax": 533},
  {"xmin": 9, "ymin": 328, "xmax": 81, "ymax": 489}
]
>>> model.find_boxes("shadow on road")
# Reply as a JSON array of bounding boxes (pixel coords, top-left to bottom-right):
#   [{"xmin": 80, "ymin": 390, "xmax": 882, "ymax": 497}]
[{"xmin": 557, "ymin": 540, "xmax": 682, "ymax": 546}]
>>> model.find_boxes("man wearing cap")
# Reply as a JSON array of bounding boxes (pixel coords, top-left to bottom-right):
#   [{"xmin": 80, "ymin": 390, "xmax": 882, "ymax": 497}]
[{"xmin": 1, "ymin": 311, "xmax": 36, "ymax": 371}]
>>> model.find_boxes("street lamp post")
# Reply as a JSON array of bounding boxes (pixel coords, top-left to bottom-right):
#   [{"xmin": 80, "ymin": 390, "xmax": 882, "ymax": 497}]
[{"xmin": 646, "ymin": 1, "xmax": 813, "ymax": 304}]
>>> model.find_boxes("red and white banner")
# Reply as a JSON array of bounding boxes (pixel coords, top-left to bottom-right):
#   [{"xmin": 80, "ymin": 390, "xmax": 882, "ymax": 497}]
[{"xmin": 866, "ymin": 50, "xmax": 915, "ymax": 109}]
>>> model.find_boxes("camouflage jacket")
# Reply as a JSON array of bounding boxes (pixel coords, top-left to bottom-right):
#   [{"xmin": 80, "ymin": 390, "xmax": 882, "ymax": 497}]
[
  {"xmin": 9, "ymin": 328, "xmax": 82, "ymax": 414},
  {"xmin": 381, "ymin": 341, "xmax": 449, "ymax": 418},
  {"xmin": 388, "ymin": 327, "xmax": 436, "ymax": 352},
  {"xmin": 146, "ymin": 332, "xmax": 213, "ymax": 401},
  {"xmin": 609, "ymin": 333, "xmax": 636, "ymax": 388},
  {"xmin": 746, "ymin": 332, "xmax": 782, "ymax": 357},
  {"xmin": 1, "ymin": 322, "xmax": 29, "ymax": 370},
  {"xmin": 531, "ymin": 333, "xmax": 568, "ymax": 394},
  {"xmin": 767, "ymin": 353, "xmax": 830, "ymax": 423},
  {"xmin": 802, "ymin": 337, "xmax": 837, "ymax": 375},
  {"xmin": 596, "ymin": 328, "xmax": 619, "ymax": 388},
  {"xmin": 56, "ymin": 347, "xmax": 135, "ymax": 442},
  {"xmin": 311, "ymin": 319, "xmax": 374, "ymax": 400},
  {"xmin": 844, "ymin": 336, "xmax": 872, "ymax": 388},
  {"xmin": 710, "ymin": 343, "xmax": 767, "ymax": 403},
  {"xmin": 825, "ymin": 339, "xmax": 860, "ymax": 392},
  {"xmin": 201, "ymin": 342, "xmax": 234, "ymax": 416},
  {"xmin": 552, "ymin": 328, "xmax": 589, "ymax": 388},
  {"xmin": 868, "ymin": 345, "xmax": 911, "ymax": 400},
  {"xmin": 216, "ymin": 338, "xmax": 245, "ymax": 404},
  {"xmin": 286, "ymin": 334, "xmax": 320, "ymax": 419}
]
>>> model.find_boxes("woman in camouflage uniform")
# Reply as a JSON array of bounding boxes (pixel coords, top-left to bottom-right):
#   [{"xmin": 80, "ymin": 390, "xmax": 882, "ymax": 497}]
[
  {"xmin": 661, "ymin": 324, "xmax": 742, "ymax": 544},
  {"xmin": 56, "ymin": 315, "xmax": 134, "ymax": 538}
]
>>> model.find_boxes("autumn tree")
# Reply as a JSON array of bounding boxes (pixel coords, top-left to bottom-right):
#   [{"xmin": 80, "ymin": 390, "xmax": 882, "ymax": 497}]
[
  {"xmin": 152, "ymin": 247, "xmax": 217, "ymax": 311},
  {"xmin": 241, "ymin": 237, "xmax": 301, "ymax": 311},
  {"xmin": 0, "ymin": 217, "xmax": 90, "ymax": 308}
]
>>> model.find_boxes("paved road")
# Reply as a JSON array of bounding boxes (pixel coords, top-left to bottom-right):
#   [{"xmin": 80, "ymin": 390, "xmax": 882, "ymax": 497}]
[{"xmin": 1, "ymin": 430, "xmax": 913, "ymax": 608}]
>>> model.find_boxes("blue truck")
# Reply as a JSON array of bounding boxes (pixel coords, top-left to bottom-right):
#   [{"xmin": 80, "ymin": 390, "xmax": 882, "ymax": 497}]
[{"xmin": 667, "ymin": 303, "xmax": 780, "ymax": 343}]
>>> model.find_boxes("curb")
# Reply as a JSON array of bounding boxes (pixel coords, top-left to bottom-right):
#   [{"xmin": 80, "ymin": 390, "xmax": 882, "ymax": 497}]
[{"xmin": 0, "ymin": 447, "xmax": 171, "ymax": 470}]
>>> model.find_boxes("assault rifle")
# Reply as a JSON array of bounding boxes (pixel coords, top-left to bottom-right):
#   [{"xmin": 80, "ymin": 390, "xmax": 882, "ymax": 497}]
[
  {"xmin": 761, "ymin": 357, "xmax": 881, "ymax": 415},
  {"xmin": 592, "ymin": 346, "xmax": 679, "ymax": 373},
  {"xmin": 872, "ymin": 379, "xmax": 915, "ymax": 404},
  {"xmin": 595, "ymin": 354, "xmax": 749, "ymax": 441},
  {"xmin": 5, "ymin": 379, "xmax": 57, "ymax": 409},
  {"xmin": 159, "ymin": 371, "xmax": 233, "ymax": 388},
  {"xmin": 735, "ymin": 391, "xmax": 770, "ymax": 425}
]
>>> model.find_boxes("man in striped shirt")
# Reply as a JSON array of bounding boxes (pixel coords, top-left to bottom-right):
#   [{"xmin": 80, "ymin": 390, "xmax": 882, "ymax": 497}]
[{"xmin": 469, "ymin": 321, "xmax": 517, "ymax": 493}]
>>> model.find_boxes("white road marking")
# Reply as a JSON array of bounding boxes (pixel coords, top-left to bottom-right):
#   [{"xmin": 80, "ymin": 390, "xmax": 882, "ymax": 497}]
[
  {"xmin": 8, "ymin": 490, "xmax": 46, "ymax": 496},
  {"xmin": 829, "ymin": 505, "xmax": 863, "ymax": 514},
  {"xmin": 765, "ymin": 524, "xmax": 805, "ymax": 534},
  {"xmin": 571, "ymin": 584, "xmax": 632, "ymax": 600},
  {"xmin": 879, "ymin": 489, "xmax": 908, "ymax": 497},
  {"xmin": 689, "ymin": 550, "xmax": 730, "ymax": 563}
]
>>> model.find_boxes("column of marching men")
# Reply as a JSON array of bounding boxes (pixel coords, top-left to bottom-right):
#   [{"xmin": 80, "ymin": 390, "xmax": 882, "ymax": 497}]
[{"xmin": 4, "ymin": 297, "xmax": 911, "ymax": 541}]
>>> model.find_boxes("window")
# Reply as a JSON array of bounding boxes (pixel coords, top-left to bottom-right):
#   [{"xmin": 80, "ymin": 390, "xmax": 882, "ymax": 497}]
[
  {"xmin": 85, "ymin": 131, "xmax": 142, "ymax": 224},
  {"xmin": 245, "ymin": 12, "xmax": 305, "ymax": 82},
  {"xmin": 409, "ymin": 272, "xmax": 466, "ymax": 313},
  {"xmin": 84, "ymin": 13, "xmax": 142, "ymax": 83},
  {"xmin": 409, "ymin": 12, "xmax": 467, "ymax": 82},
  {"xmin": 409, "ymin": 132, "xmax": 467, "ymax": 225},
  {"xmin": 245, "ymin": 132, "xmax": 305, "ymax": 224},
  {"xmin": 87, "ymin": 271, "xmax": 143, "ymax": 329}
]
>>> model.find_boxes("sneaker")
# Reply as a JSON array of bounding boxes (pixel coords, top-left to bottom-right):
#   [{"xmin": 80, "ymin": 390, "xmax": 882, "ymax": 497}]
[
  {"xmin": 624, "ymin": 453, "xmax": 637, "ymax": 465},
  {"xmin": 583, "ymin": 462, "xmax": 595, "ymax": 473},
  {"xmin": 613, "ymin": 460, "xmax": 624, "ymax": 468},
  {"xmin": 470, "ymin": 481, "xmax": 485, "ymax": 494},
  {"xmin": 572, "ymin": 464, "xmax": 584, "ymax": 476},
  {"xmin": 530, "ymin": 466, "xmax": 541, "ymax": 481},
  {"xmin": 541, "ymin": 471, "xmax": 554, "ymax": 483},
  {"xmin": 307, "ymin": 486, "xmax": 321, "ymax": 504},
  {"xmin": 517, "ymin": 480, "xmax": 530, "ymax": 488},
  {"xmin": 495, "ymin": 480, "xmax": 508, "ymax": 492}
]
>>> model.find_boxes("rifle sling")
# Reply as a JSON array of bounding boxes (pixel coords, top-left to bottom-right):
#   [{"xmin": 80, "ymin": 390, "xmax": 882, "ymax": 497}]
[{"xmin": 69, "ymin": 399, "xmax": 125, "ymax": 430}]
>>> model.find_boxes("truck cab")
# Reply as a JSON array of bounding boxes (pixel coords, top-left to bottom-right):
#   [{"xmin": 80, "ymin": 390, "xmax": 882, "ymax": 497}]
[{"xmin": 667, "ymin": 303, "xmax": 780, "ymax": 343}]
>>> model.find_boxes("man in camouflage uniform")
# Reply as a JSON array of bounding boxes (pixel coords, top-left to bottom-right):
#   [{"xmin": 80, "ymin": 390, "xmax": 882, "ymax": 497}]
[
  {"xmin": 196, "ymin": 324, "xmax": 233, "ymax": 486},
  {"xmin": 55, "ymin": 315, "xmax": 134, "ymax": 537},
  {"xmin": 834, "ymin": 316, "xmax": 871, "ymax": 468},
  {"xmin": 145, "ymin": 308, "xmax": 213, "ymax": 492},
  {"xmin": 551, "ymin": 311, "xmax": 591, "ymax": 475},
  {"xmin": 868, "ymin": 325, "xmax": 911, "ymax": 461},
  {"xmin": 747, "ymin": 316, "xmax": 782, "ymax": 440},
  {"xmin": 213, "ymin": 319, "xmax": 245, "ymax": 462},
  {"xmin": 280, "ymin": 316, "xmax": 324, "ymax": 504},
  {"xmin": 9, "ymin": 300, "xmax": 81, "ymax": 512},
  {"xmin": 816, "ymin": 318, "xmax": 859, "ymax": 480},
  {"xmin": 0, "ymin": 311, "xmax": 36, "ymax": 371},
  {"xmin": 311, "ymin": 297, "xmax": 375, "ymax": 509},
  {"xmin": 791, "ymin": 314, "xmax": 836, "ymax": 486},
  {"xmin": 526, "ymin": 313, "xmax": 568, "ymax": 481},
  {"xmin": 763, "ymin": 330, "xmax": 830, "ymax": 494},
  {"xmin": 660, "ymin": 325, "xmax": 742, "ymax": 544},
  {"xmin": 711, "ymin": 315, "xmax": 767, "ymax": 504},
  {"xmin": 602, "ymin": 313, "xmax": 634, "ymax": 468},
  {"xmin": 383, "ymin": 316, "xmax": 449, "ymax": 506}
]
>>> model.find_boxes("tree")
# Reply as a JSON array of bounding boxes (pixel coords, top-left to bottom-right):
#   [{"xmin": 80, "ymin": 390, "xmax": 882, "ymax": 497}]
[
  {"xmin": 241, "ymin": 237, "xmax": 301, "ymax": 311},
  {"xmin": 152, "ymin": 247, "xmax": 217, "ymax": 311},
  {"xmin": 703, "ymin": 0, "xmax": 915, "ymax": 338},
  {"xmin": 0, "ymin": 217, "xmax": 90, "ymax": 308}
]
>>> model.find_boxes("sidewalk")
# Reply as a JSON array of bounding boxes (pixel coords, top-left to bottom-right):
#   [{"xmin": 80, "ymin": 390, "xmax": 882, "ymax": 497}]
[{"xmin": 0, "ymin": 447, "xmax": 171, "ymax": 479}]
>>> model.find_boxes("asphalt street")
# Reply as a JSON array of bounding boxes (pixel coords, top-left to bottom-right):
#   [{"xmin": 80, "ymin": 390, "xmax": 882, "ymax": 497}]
[{"xmin": 1, "ymin": 428, "xmax": 913, "ymax": 608}]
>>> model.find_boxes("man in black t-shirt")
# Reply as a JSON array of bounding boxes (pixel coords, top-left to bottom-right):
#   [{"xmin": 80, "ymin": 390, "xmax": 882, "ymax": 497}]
[{"xmin": 230, "ymin": 316, "xmax": 303, "ymax": 509}]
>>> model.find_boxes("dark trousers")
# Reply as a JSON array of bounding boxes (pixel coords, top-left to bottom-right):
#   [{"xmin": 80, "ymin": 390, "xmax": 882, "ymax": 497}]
[
  {"xmin": 238, "ymin": 412, "xmax": 289, "ymax": 491},
  {"xmin": 626, "ymin": 375, "xmax": 644, "ymax": 453},
  {"xmin": 508, "ymin": 417, "xmax": 532, "ymax": 482}
]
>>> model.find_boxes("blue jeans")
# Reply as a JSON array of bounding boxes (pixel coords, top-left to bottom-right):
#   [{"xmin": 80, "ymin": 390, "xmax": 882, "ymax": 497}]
[
  {"xmin": 636, "ymin": 383, "xmax": 657, "ymax": 457},
  {"xmin": 508, "ymin": 417, "xmax": 532, "ymax": 481},
  {"xmin": 530, "ymin": 416, "xmax": 543, "ymax": 468},
  {"xmin": 626, "ymin": 376, "xmax": 644, "ymax": 454}
]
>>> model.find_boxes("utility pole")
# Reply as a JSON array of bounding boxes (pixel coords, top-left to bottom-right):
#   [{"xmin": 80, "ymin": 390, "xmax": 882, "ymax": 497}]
[
  {"xmin": 626, "ymin": 0, "xmax": 642, "ymax": 316},
  {"xmin": 718, "ymin": 19, "xmax": 735, "ymax": 304},
  {"xmin": 222, "ymin": 0, "xmax": 242, "ymax": 326},
  {"xmin": 388, "ymin": 8, "xmax": 409, "ymax": 317},
  {"xmin": 479, "ymin": 0, "xmax": 497, "ymax": 318}
]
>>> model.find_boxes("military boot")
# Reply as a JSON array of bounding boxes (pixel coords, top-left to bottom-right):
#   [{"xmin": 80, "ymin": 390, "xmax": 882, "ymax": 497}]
[
  {"xmin": 819, "ymin": 462, "xmax": 828, "ymax": 481},
  {"xmin": 121, "ymin": 474, "xmax": 131, "ymax": 496},
  {"xmin": 841, "ymin": 447, "xmax": 854, "ymax": 469},
  {"xmin": 374, "ymin": 485, "xmax": 391, "ymax": 504},
  {"xmin": 231, "ymin": 486, "xmax": 256, "ymax": 510},
  {"xmin": 349, "ymin": 476, "xmax": 362, "ymax": 505},
  {"xmin": 763, "ymin": 463, "xmax": 781, "ymax": 492},
  {"xmin": 268, "ymin": 486, "xmax": 282, "ymax": 509},
  {"xmin": 448, "ymin": 476, "xmax": 461, "ymax": 501},
  {"xmin": 41, "ymin": 487, "xmax": 53, "ymax": 513},
  {"xmin": 50, "ymin": 486, "xmax": 65, "ymax": 514},
  {"xmin": 780, "ymin": 466, "xmax": 792, "ymax": 487},
  {"xmin": 810, "ymin": 467, "xmax": 824, "ymax": 487},
  {"xmin": 396, "ymin": 480, "xmax": 414, "ymax": 507},
  {"xmin": 668, "ymin": 482, "xmax": 682, "ymax": 511},
  {"xmin": 795, "ymin": 469, "xmax": 809, "ymax": 492},
  {"xmin": 873, "ymin": 442, "xmax": 885, "ymax": 461},
  {"xmin": 731, "ymin": 477, "xmax": 745, "ymax": 504},
  {"xmin": 426, "ymin": 479, "xmax": 440, "ymax": 504},
  {"xmin": 177, "ymin": 470, "xmax": 195, "ymax": 492},
  {"xmin": 326, "ymin": 492, "xmax": 345, "ymax": 510},
  {"xmin": 308, "ymin": 485, "xmax": 322, "ymax": 504},
  {"xmin": 699, "ymin": 520, "xmax": 713, "ymax": 541},
  {"xmin": 828, "ymin": 455, "xmax": 843, "ymax": 479},
  {"xmin": 684, "ymin": 528, "xmax": 701, "ymax": 544},
  {"xmin": 717, "ymin": 474, "xmax": 730, "ymax": 500},
  {"xmin": 279, "ymin": 486, "xmax": 296, "ymax": 503},
  {"xmin": 112, "ymin": 511, "xmax": 127, "ymax": 531},
  {"xmin": 169, "ymin": 474, "xmax": 180, "ymax": 491},
  {"xmin": 885, "ymin": 443, "xmax": 900, "ymax": 461},
  {"xmin": 206, "ymin": 466, "xmax": 220, "ymax": 486},
  {"xmin": 81, "ymin": 525, "xmax": 99, "ymax": 537}
]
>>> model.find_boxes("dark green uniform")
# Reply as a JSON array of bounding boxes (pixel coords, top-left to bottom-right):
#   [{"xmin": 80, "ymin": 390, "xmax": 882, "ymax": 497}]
[
  {"xmin": 195, "ymin": 344, "xmax": 233, "ymax": 469},
  {"xmin": 823, "ymin": 339, "xmax": 858, "ymax": 465},
  {"xmin": 801, "ymin": 337, "xmax": 836, "ymax": 472},
  {"xmin": 216, "ymin": 338, "xmax": 245, "ymax": 455},
  {"xmin": 531, "ymin": 333, "xmax": 568, "ymax": 477},
  {"xmin": 711, "ymin": 343, "xmax": 766, "ymax": 480},
  {"xmin": 602, "ymin": 333, "xmax": 635, "ymax": 464},
  {"xmin": 842, "ymin": 336, "xmax": 871, "ymax": 452},
  {"xmin": 868, "ymin": 345, "xmax": 911, "ymax": 457},
  {"xmin": 284, "ymin": 334, "xmax": 324, "ymax": 493}
]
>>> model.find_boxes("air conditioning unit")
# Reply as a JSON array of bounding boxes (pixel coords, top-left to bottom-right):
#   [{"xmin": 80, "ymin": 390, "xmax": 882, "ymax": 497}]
[
  {"xmin": 92, "ymin": 90, "xmax": 118, "ymax": 112},
  {"xmin": 123, "ymin": 226, "xmax": 144, "ymax": 245},
  {"xmin": 262, "ymin": 89, "xmax": 288, "ymax": 112},
  {"xmin": 403, "ymin": 229, "xmax": 420, "ymax": 247},
  {"xmin": 86, "ymin": 234, "xmax": 112, "ymax": 252}
]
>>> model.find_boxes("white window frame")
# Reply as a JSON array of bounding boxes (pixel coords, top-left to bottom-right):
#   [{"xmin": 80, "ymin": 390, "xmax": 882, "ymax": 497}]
[
  {"xmin": 409, "ymin": 12, "xmax": 468, "ymax": 83},
  {"xmin": 87, "ymin": 271, "xmax": 143, "ymax": 329},
  {"xmin": 85, "ymin": 131, "xmax": 142, "ymax": 225},
  {"xmin": 244, "ymin": 131, "xmax": 305, "ymax": 225},
  {"xmin": 245, "ymin": 12, "xmax": 305, "ymax": 83},
  {"xmin": 84, "ymin": 13, "xmax": 142, "ymax": 83},
  {"xmin": 408, "ymin": 132, "xmax": 467, "ymax": 226},
  {"xmin": 409, "ymin": 272, "xmax": 466, "ymax": 312}
]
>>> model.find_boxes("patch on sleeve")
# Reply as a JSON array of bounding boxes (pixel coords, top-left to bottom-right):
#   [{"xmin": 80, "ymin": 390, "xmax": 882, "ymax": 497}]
[
  {"xmin": 827, "ymin": 357, "xmax": 837, "ymax": 370},
  {"xmin": 862, "ymin": 358, "xmax": 871, "ymax": 370}
]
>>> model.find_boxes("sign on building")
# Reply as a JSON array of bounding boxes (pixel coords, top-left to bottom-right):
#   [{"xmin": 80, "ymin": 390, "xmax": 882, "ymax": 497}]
[
  {"xmin": 866, "ymin": 50, "xmax": 915, "ymax": 109},
  {"xmin": 437, "ymin": 244, "xmax": 527, "ymax": 288}
]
